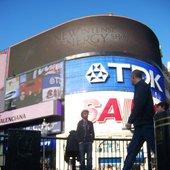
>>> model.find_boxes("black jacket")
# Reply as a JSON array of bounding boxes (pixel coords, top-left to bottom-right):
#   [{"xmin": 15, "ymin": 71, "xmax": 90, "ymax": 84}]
[
  {"xmin": 128, "ymin": 80, "xmax": 155, "ymax": 127},
  {"xmin": 64, "ymin": 130, "xmax": 79, "ymax": 163},
  {"xmin": 76, "ymin": 119, "xmax": 94, "ymax": 143}
]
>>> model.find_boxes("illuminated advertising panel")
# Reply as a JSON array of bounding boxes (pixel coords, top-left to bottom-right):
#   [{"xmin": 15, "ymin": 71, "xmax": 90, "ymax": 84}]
[
  {"xmin": 40, "ymin": 138, "xmax": 56, "ymax": 150},
  {"xmin": 42, "ymin": 73, "xmax": 63, "ymax": 102},
  {"xmin": 4, "ymin": 61, "xmax": 64, "ymax": 111},
  {"xmin": 0, "ymin": 50, "xmax": 8, "ymax": 89},
  {"xmin": 1, "ymin": 61, "xmax": 64, "ymax": 127},
  {"xmin": 0, "ymin": 100, "xmax": 62, "ymax": 126},
  {"xmin": 0, "ymin": 50, "xmax": 8, "ymax": 112},
  {"xmin": 65, "ymin": 56, "xmax": 165, "ymax": 136},
  {"xmin": 24, "ymin": 121, "xmax": 62, "ymax": 135},
  {"xmin": 5, "ymin": 76, "xmax": 20, "ymax": 110},
  {"xmin": 99, "ymin": 157, "xmax": 121, "ymax": 169}
]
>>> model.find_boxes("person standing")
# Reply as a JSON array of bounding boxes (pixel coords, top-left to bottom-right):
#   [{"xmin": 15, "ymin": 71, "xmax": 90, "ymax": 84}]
[
  {"xmin": 153, "ymin": 101, "xmax": 169, "ymax": 170},
  {"xmin": 122, "ymin": 70, "xmax": 155, "ymax": 170},
  {"xmin": 155, "ymin": 101, "xmax": 169, "ymax": 114},
  {"xmin": 76, "ymin": 109, "xmax": 95, "ymax": 170},
  {"xmin": 64, "ymin": 130, "xmax": 79, "ymax": 170}
]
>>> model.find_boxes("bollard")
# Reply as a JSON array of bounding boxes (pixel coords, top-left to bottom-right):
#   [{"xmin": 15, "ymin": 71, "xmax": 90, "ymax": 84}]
[{"xmin": 154, "ymin": 110, "xmax": 170, "ymax": 170}]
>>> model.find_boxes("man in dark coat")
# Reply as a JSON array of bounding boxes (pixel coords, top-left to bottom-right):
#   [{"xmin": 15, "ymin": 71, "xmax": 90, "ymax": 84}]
[
  {"xmin": 122, "ymin": 70, "xmax": 155, "ymax": 170},
  {"xmin": 76, "ymin": 109, "xmax": 95, "ymax": 170}
]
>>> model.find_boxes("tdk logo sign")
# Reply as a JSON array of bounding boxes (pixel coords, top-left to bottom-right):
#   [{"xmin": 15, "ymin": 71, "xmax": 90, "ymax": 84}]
[
  {"xmin": 86, "ymin": 62, "xmax": 163, "ymax": 93},
  {"xmin": 86, "ymin": 63, "xmax": 108, "ymax": 83},
  {"xmin": 65, "ymin": 56, "xmax": 165, "ymax": 100}
]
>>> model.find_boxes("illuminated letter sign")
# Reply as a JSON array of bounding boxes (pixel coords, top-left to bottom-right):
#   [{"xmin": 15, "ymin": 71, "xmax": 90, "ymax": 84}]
[{"xmin": 98, "ymin": 98, "xmax": 122, "ymax": 122}]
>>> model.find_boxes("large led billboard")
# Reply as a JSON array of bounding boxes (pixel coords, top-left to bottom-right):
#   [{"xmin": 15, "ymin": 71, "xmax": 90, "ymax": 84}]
[
  {"xmin": 8, "ymin": 15, "xmax": 162, "ymax": 77},
  {"xmin": 65, "ymin": 56, "xmax": 165, "ymax": 137},
  {"xmin": 0, "ymin": 61, "xmax": 64, "ymax": 127},
  {"xmin": 4, "ymin": 61, "xmax": 64, "ymax": 111}
]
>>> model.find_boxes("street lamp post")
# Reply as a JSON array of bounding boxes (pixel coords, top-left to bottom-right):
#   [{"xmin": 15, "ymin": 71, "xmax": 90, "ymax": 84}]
[{"xmin": 41, "ymin": 119, "xmax": 48, "ymax": 170}]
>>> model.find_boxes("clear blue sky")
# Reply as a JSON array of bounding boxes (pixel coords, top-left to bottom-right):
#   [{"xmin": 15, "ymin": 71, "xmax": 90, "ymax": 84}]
[{"xmin": 0, "ymin": 0, "xmax": 169, "ymax": 66}]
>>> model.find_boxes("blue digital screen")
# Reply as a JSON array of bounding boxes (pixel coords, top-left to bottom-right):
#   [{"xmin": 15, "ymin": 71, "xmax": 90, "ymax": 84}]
[{"xmin": 65, "ymin": 56, "xmax": 165, "ymax": 101}]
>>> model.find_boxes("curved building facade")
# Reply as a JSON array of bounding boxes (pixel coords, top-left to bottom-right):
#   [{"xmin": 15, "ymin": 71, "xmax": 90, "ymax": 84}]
[
  {"xmin": 0, "ymin": 14, "xmax": 167, "ymax": 170},
  {"xmin": 0, "ymin": 15, "xmax": 165, "ymax": 135},
  {"xmin": 9, "ymin": 15, "xmax": 162, "ymax": 77}
]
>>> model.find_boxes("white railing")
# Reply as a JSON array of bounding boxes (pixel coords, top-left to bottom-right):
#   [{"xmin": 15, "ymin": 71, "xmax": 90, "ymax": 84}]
[{"xmin": 56, "ymin": 137, "xmax": 150, "ymax": 170}]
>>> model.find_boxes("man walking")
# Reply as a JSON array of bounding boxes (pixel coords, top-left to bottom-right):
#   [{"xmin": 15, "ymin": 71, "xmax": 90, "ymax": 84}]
[{"xmin": 122, "ymin": 70, "xmax": 155, "ymax": 170}]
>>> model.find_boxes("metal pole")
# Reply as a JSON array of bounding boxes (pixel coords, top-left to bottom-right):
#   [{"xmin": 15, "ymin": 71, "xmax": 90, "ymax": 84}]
[
  {"xmin": 43, "ymin": 138, "xmax": 46, "ymax": 170},
  {"xmin": 147, "ymin": 143, "xmax": 152, "ymax": 170}
]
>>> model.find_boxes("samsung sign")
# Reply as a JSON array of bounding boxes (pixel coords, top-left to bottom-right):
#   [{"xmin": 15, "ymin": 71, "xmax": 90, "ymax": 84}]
[{"xmin": 66, "ymin": 56, "xmax": 165, "ymax": 101}]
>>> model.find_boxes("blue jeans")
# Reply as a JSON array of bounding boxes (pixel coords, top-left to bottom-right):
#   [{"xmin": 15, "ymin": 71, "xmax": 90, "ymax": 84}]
[
  {"xmin": 122, "ymin": 125, "xmax": 155, "ymax": 170},
  {"xmin": 79, "ymin": 142, "xmax": 92, "ymax": 170}
]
